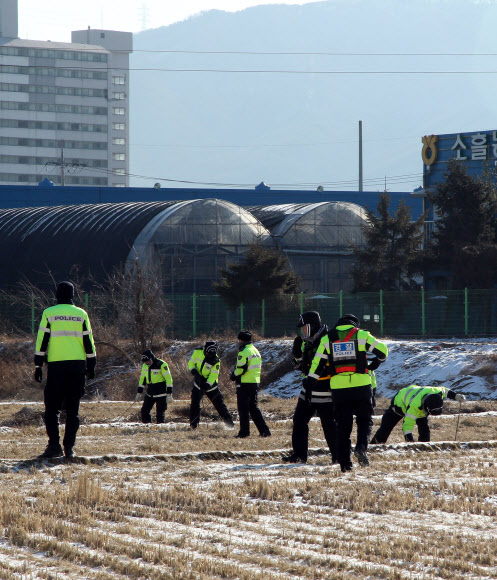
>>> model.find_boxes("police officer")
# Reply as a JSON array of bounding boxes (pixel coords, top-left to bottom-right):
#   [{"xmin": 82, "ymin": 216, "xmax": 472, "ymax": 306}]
[
  {"xmin": 283, "ymin": 311, "xmax": 336, "ymax": 464},
  {"xmin": 371, "ymin": 385, "xmax": 466, "ymax": 444},
  {"xmin": 307, "ymin": 314, "xmax": 388, "ymax": 472},
  {"xmin": 230, "ymin": 330, "xmax": 271, "ymax": 438},
  {"xmin": 34, "ymin": 281, "xmax": 96, "ymax": 459},
  {"xmin": 135, "ymin": 349, "xmax": 173, "ymax": 424},
  {"xmin": 188, "ymin": 340, "xmax": 234, "ymax": 429}
]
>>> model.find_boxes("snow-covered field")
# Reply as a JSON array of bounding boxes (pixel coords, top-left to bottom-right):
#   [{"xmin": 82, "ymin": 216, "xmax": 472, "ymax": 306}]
[
  {"xmin": 0, "ymin": 337, "xmax": 496, "ymax": 579},
  {"xmin": 264, "ymin": 337, "xmax": 497, "ymax": 400}
]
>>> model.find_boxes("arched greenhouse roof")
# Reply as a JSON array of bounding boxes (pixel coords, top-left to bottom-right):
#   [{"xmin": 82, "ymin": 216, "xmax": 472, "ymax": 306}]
[
  {"xmin": 249, "ymin": 201, "xmax": 368, "ymax": 249},
  {"xmin": 0, "ymin": 199, "xmax": 270, "ymax": 288}
]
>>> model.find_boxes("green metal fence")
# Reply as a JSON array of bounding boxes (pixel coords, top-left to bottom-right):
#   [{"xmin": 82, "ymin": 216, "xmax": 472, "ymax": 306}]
[{"xmin": 4, "ymin": 289, "xmax": 497, "ymax": 339}]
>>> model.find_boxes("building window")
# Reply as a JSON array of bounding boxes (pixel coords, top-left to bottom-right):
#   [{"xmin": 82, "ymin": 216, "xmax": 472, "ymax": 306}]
[
  {"xmin": 112, "ymin": 123, "xmax": 125, "ymax": 130},
  {"xmin": 112, "ymin": 138, "xmax": 126, "ymax": 145},
  {"xmin": 113, "ymin": 153, "xmax": 126, "ymax": 161},
  {"xmin": 113, "ymin": 168, "xmax": 126, "ymax": 175},
  {"xmin": 112, "ymin": 76, "xmax": 126, "ymax": 85},
  {"xmin": 112, "ymin": 108, "xmax": 125, "ymax": 115},
  {"xmin": 113, "ymin": 183, "xmax": 126, "ymax": 187},
  {"xmin": 112, "ymin": 92, "xmax": 125, "ymax": 100}
]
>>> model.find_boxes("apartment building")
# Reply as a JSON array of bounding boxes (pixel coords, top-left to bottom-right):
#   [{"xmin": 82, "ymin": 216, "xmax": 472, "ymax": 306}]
[{"xmin": 0, "ymin": 0, "xmax": 132, "ymax": 187}]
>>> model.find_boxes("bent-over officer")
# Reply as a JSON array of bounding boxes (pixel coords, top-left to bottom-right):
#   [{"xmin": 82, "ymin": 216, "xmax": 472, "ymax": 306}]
[
  {"xmin": 135, "ymin": 349, "xmax": 173, "ymax": 424},
  {"xmin": 371, "ymin": 385, "xmax": 466, "ymax": 444},
  {"xmin": 188, "ymin": 340, "xmax": 234, "ymax": 429}
]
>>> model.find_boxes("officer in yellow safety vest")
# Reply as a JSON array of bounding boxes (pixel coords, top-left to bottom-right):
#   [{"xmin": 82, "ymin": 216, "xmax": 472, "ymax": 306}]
[
  {"xmin": 371, "ymin": 385, "xmax": 466, "ymax": 444},
  {"xmin": 34, "ymin": 281, "xmax": 96, "ymax": 459},
  {"xmin": 283, "ymin": 311, "xmax": 337, "ymax": 464},
  {"xmin": 188, "ymin": 340, "xmax": 234, "ymax": 429},
  {"xmin": 135, "ymin": 349, "xmax": 173, "ymax": 424},
  {"xmin": 229, "ymin": 330, "xmax": 271, "ymax": 438},
  {"xmin": 307, "ymin": 314, "xmax": 388, "ymax": 472}
]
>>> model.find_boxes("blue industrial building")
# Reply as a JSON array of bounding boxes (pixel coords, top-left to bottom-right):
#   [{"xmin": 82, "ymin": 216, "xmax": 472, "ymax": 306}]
[{"xmin": 0, "ymin": 183, "xmax": 423, "ymax": 217}]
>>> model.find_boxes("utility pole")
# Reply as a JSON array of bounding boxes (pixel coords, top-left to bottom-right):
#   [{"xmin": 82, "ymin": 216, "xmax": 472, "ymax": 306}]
[
  {"xmin": 359, "ymin": 120, "xmax": 363, "ymax": 192},
  {"xmin": 60, "ymin": 142, "xmax": 65, "ymax": 186},
  {"xmin": 44, "ymin": 141, "xmax": 86, "ymax": 185}
]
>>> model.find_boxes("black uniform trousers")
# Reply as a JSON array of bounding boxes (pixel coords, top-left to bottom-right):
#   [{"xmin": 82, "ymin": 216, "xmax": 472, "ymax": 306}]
[
  {"xmin": 190, "ymin": 383, "xmax": 233, "ymax": 428},
  {"xmin": 371, "ymin": 403, "xmax": 430, "ymax": 443},
  {"xmin": 44, "ymin": 361, "xmax": 86, "ymax": 451},
  {"xmin": 236, "ymin": 383, "xmax": 270, "ymax": 436},
  {"xmin": 292, "ymin": 397, "xmax": 336, "ymax": 462},
  {"xmin": 332, "ymin": 384, "xmax": 373, "ymax": 470},
  {"xmin": 141, "ymin": 395, "xmax": 167, "ymax": 424}
]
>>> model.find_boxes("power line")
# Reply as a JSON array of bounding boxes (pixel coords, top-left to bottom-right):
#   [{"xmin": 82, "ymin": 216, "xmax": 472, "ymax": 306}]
[{"xmin": 83, "ymin": 164, "xmax": 423, "ymax": 190}]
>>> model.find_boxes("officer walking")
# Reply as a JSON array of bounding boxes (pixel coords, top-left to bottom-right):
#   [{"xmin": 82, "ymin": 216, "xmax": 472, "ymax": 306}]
[
  {"xmin": 34, "ymin": 281, "xmax": 96, "ymax": 459},
  {"xmin": 371, "ymin": 385, "xmax": 466, "ymax": 444},
  {"xmin": 307, "ymin": 314, "xmax": 388, "ymax": 472},
  {"xmin": 135, "ymin": 349, "xmax": 173, "ymax": 424},
  {"xmin": 188, "ymin": 340, "xmax": 234, "ymax": 429},
  {"xmin": 230, "ymin": 330, "xmax": 271, "ymax": 438},
  {"xmin": 283, "ymin": 311, "xmax": 336, "ymax": 464}
]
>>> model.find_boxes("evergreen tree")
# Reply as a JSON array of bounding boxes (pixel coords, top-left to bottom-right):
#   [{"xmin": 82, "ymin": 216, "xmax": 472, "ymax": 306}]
[
  {"xmin": 351, "ymin": 192, "xmax": 426, "ymax": 291},
  {"xmin": 426, "ymin": 159, "xmax": 497, "ymax": 289},
  {"xmin": 213, "ymin": 244, "xmax": 300, "ymax": 308}
]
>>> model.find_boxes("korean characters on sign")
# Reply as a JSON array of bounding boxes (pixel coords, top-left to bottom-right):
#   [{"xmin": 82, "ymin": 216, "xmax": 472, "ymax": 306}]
[{"xmin": 451, "ymin": 131, "xmax": 497, "ymax": 164}]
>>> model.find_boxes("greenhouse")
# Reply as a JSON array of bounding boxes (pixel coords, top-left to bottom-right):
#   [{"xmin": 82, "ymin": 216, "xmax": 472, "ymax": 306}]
[
  {"xmin": 249, "ymin": 201, "xmax": 368, "ymax": 292},
  {"xmin": 0, "ymin": 199, "xmax": 272, "ymax": 292}
]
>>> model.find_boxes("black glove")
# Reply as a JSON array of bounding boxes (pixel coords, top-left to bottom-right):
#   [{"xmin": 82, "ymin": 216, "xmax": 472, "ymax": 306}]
[
  {"xmin": 292, "ymin": 336, "xmax": 303, "ymax": 358},
  {"xmin": 191, "ymin": 368, "xmax": 201, "ymax": 379},
  {"xmin": 368, "ymin": 357, "xmax": 381, "ymax": 371},
  {"xmin": 34, "ymin": 367, "xmax": 42, "ymax": 383},
  {"xmin": 404, "ymin": 433, "xmax": 414, "ymax": 442},
  {"xmin": 229, "ymin": 371, "xmax": 237, "ymax": 382},
  {"xmin": 303, "ymin": 378, "xmax": 312, "ymax": 406},
  {"xmin": 86, "ymin": 369, "xmax": 95, "ymax": 380}
]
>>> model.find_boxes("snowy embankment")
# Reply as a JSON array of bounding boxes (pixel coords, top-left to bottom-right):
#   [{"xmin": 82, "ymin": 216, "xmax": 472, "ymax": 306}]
[{"xmin": 262, "ymin": 337, "xmax": 497, "ymax": 400}]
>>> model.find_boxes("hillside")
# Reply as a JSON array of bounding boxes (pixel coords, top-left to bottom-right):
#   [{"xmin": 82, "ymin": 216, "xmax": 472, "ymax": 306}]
[{"xmin": 130, "ymin": 0, "xmax": 497, "ymax": 190}]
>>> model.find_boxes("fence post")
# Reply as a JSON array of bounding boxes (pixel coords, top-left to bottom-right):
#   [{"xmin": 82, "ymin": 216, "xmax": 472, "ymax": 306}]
[
  {"xmin": 464, "ymin": 287, "xmax": 468, "ymax": 336},
  {"xmin": 339, "ymin": 290, "xmax": 343, "ymax": 317},
  {"xmin": 192, "ymin": 293, "xmax": 197, "ymax": 337},
  {"xmin": 299, "ymin": 292, "xmax": 303, "ymax": 313},
  {"xmin": 240, "ymin": 302, "xmax": 244, "ymax": 330},
  {"xmin": 31, "ymin": 294, "xmax": 35, "ymax": 335},
  {"xmin": 261, "ymin": 299, "xmax": 265, "ymax": 337},
  {"xmin": 421, "ymin": 286, "xmax": 426, "ymax": 336},
  {"xmin": 379, "ymin": 289, "xmax": 384, "ymax": 336}
]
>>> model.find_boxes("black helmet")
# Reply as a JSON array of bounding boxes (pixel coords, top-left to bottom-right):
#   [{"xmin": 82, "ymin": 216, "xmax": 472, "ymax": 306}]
[
  {"xmin": 56, "ymin": 281, "xmax": 74, "ymax": 303},
  {"xmin": 297, "ymin": 311, "xmax": 321, "ymax": 331},
  {"xmin": 204, "ymin": 340, "xmax": 218, "ymax": 356},
  {"xmin": 423, "ymin": 393, "xmax": 443, "ymax": 416},
  {"xmin": 335, "ymin": 313, "xmax": 359, "ymax": 328},
  {"xmin": 141, "ymin": 349, "xmax": 154, "ymax": 363},
  {"xmin": 237, "ymin": 330, "xmax": 252, "ymax": 342}
]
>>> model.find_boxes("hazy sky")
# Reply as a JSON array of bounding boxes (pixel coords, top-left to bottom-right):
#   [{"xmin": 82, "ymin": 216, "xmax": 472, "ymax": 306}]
[{"xmin": 18, "ymin": 0, "xmax": 317, "ymax": 42}]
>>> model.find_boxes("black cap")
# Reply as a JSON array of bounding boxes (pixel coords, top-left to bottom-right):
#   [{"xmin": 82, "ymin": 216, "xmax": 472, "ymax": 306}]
[
  {"xmin": 237, "ymin": 330, "xmax": 252, "ymax": 342},
  {"xmin": 204, "ymin": 340, "xmax": 218, "ymax": 355},
  {"xmin": 297, "ymin": 311, "xmax": 321, "ymax": 332},
  {"xmin": 335, "ymin": 314, "xmax": 359, "ymax": 328},
  {"xmin": 141, "ymin": 349, "xmax": 154, "ymax": 362},
  {"xmin": 423, "ymin": 393, "xmax": 443, "ymax": 415},
  {"xmin": 56, "ymin": 281, "xmax": 74, "ymax": 304}
]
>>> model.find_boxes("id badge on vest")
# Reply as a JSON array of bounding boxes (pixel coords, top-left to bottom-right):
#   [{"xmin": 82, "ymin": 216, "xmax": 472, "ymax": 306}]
[{"xmin": 332, "ymin": 341, "xmax": 356, "ymax": 362}]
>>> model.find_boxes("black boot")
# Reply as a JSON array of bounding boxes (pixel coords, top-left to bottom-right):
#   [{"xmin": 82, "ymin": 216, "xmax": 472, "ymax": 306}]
[
  {"xmin": 39, "ymin": 443, "xmax": 63, "ymax": 458},
  {"xmin": 282, "ymin": 453, "xmax": 307, "ymax": 464}
]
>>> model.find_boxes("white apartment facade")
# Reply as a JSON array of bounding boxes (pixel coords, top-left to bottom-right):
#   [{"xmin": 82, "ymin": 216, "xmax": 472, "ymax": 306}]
[{"xmin": 0, "ymin": 0, "xmax": 132, "ymax": 187}]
